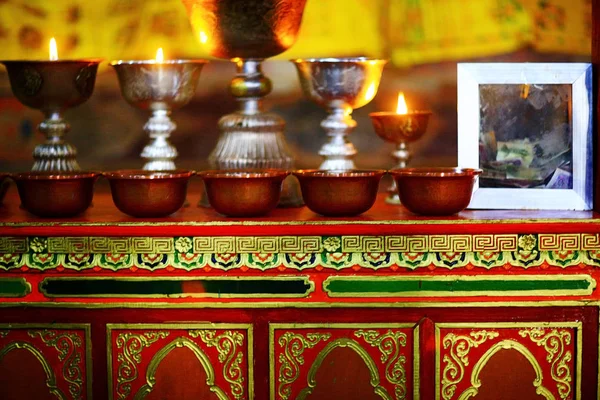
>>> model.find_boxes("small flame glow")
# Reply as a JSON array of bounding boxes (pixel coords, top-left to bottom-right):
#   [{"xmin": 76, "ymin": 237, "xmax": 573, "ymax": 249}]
[
  {"xmin": 199, "ymin": 31, "xmax": 208, "ymax": 44},
  {"xmin": 155, "ymin": 48, "xmax": 164, "ymax": 63},
  {"xmin": 396, "ymin": 92, "xmax": 408, "ymax": 114},
  {"xmin": 49, "ymin": 37, "xmax": 58, "ymax": 61}
]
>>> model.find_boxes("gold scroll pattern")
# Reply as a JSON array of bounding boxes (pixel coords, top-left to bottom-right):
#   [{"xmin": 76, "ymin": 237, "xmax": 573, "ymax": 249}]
[
  {"xmin": 6, "ymin": 233, "xmax": 600, "ymax": 254},
  {"xmin": 0, "ymin": 237, "xmax": 28, "ymax": 253},
  {"xmin": 28, "ymin": 329, "xmax": 84, "ymax": 400},
  {"xmin": 189, "ymin": 329, "xmax": 246, "ymax": 400},
  {"xmin": 519, "ymin": 328, "xmax": 573, "ymax": 399},
  {"xmin": 355, "ymin": 330, "xmax": 408, "ymax": 400},
  {"xmin": 441, "ymin": 330, "xmax": 500, "ymax": 400},
  {"xmin": 277, "ymin": 332, "xmax": 332, "ymax": 400},
  {"xmin": 46, "ymin": 237, "xmax": 174, "ymax": 254},
  {"xmin": 193, "ymin": 236, "xmax": 322, "ymax": 254},
  {"xmin": 115, "ymin": 331, "xmax": 170, "ymax": 400}
]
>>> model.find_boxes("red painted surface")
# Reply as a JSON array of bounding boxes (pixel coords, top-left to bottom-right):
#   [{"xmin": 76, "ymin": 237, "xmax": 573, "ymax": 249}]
[
  {"xmin": 0, "ymin": 327, "xmax": 89, "ymax": 399},
  {"xmin": 0, "ymin": 306, "xmax": 596, "ymax": 399}
]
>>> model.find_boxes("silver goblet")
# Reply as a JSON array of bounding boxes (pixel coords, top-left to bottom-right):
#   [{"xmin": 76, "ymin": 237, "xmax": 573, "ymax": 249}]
[
  {"xmin": 180, "ymin": 0, "xmax": 308, "ymax": 206},
  {"xmin": 111, "ymin": 59, "xmax": 207, "ymax": 171},
  {"xmin": 292, "ymin": 58, "xmax": 387, "ymax": 170},
  {"xmin": 1, "ymin": 59, "xmax": 102, "ymax": 171}
]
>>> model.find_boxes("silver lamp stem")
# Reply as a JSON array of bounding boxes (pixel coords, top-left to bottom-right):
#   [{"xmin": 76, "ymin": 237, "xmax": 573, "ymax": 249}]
[
  {"xmin": 32, "ymin": 111, "xmax": 80, "ymax": 172},
  {"xmin": 319, "ymin": 106, "xmax": 357, "ymax": 170},
  {"xmin": 386, "ymin": 141, "xmax": 411, "ymax": 204},
  {"xmin": 142, "ymin": 109, "xmax": 177, "ymax": 171},
  {"xmin": 206, "ymin": 58, "xmax": 303, "ymax": 207}
]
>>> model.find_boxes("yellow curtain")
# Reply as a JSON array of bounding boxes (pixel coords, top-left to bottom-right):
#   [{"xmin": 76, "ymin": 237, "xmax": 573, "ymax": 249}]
[{"xmin": 0, "ymin": 0, "xmax": 591, "ymax": 65}]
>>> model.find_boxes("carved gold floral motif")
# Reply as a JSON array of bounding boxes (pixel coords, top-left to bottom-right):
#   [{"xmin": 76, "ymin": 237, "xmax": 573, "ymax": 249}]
[
  {"xmin": 277, "ymin": 331, "xmax": 332, "ymax": 400},
  {"xmin": 190, "ymin": 329, "xmax": 246, "ymax": 399},
  {"xmin": 355, "ymin": 329, "xmax": 408, "ymax": 400},
  {"xmin": 134, "ymin": 337, "xmax": 228, "ymax": 400},
  {"xmin": 28, "ymin": 329, "xmax": 84, "ymax": 400},
  {"xmin": 298, "ymin": 338, "xmax": 392, "ymax": 400},
  {"xmin": 114, "ymin": 331, "xmax": 170, "ymax": 400},
  {"xmin": 519, "ymin": 328, "xmax": 573, "ymax": 399},
  {"xmin": 441, "ymin": 330, "xmax": 499, "ymax": 400},
  {"xmin": 0, "ymin": 341, "xmax": 66, "ymax": 399}
]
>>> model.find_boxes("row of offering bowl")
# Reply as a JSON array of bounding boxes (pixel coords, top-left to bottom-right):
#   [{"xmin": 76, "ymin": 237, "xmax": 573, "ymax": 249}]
[{"xmin": 0, "ymin": 168, "xmax": 482, "ymax": 218}]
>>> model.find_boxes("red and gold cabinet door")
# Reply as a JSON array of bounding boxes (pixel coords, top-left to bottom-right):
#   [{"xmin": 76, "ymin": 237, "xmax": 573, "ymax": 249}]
[
  {"xmin": 107, "ymin": 324, "xmax": 253, "ymax": 400},
  {"xmin": 0, "ymin": 323, "xmax": 92, "ymax": 400},
  {"xmin": 435, "ymin": 322, "xmax": 581, "ymax": 400},
  {"xmin": 270, "ymin": 323, "xmax": 418, "ymax": 400}
]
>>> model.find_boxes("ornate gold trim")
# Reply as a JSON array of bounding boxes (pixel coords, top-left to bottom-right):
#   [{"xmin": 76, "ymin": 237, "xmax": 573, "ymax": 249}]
[
  {"xmin": 458, "ymin": 340, "xmax": 553, "ymax": 399},
  {"xmin": 519, "ymin": 328, "xmax": 573, "ymax": 399},
  {"xmin": 2, "ymin": 300, "xmax": 600, "ymax": 309},
  {"xmin": 7, "ymin": 233, "xmax": 600, "ymax": 254},
  {"xmin": 277, "ymin": 331, "xmax": 331, "ymax": 400},
  {"xmin": 2, "ymin": 216, "xmax": 598, "ymax": 227},
  {"xmin": 434, "ymin": 322, "xmax": 582, "ymax": 400},
  {"xmin": 355, "ymin": 329, "xmax": 408, "ymax": 399},
  {"xmin": 107, "ymin": 323, "xmax": 253, "ymax": 400},
  {"xmin": 440, "ymin": 330, "xmax": 500, "ymax": 400},
  {"xmin": 190, "ymin": 329, "xmax": 245, "ymax": 399},
  {"xmin": 413, "ymin": 326, "xmax": 419, "ymax": 400},
  {"xmin": 270, "ymin": 323, "xmax": 415, "ymax": 400},
  {"xmin": 0, "ymin": 323, "xmax": 92, "ymax": 399},
  {"xmin": 134, "ymin": 337, "xmax": 228, "ymax": 400},
  {"xmin": 28, "ymin": 329, "xmax": 85, "ymax": 400},
  {"xmin": 0, "ymin": 341, "xmax": 66, "ymax": 399},
  {"xmin": 298, "ymin": 338, "xmax": 392, "ymax": 400},
  {"xmin": 113, "ymin": 331, "xmax": 170, "ymax": 400}
]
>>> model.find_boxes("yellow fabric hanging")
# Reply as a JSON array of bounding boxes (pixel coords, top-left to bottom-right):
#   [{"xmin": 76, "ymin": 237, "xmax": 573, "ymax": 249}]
[{"xmin": 0, "ymin": 0, "xmax": 591, "ymax": 66}]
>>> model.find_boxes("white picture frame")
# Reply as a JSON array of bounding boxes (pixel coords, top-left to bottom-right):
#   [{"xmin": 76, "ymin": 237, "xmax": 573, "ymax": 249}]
[{"xmin": 457, "ymin": 63, "xmax": 593, "ymax": 210}]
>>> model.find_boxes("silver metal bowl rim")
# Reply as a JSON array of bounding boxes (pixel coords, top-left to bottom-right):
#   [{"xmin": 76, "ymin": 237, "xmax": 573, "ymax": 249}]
[
  {"xmin": 110, "ymin": 60, "xmax": 209, "ymax": 66},
  {"xmin": 291, "ymin": 57, "xmax": 388, "ymax": 64}
]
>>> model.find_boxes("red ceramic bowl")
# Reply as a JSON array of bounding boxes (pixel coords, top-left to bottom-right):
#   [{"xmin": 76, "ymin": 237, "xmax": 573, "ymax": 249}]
[
  {"xmin": 104, "ymin": 170, "xmax": 194, "ymax": 218},
  {"xmin": 390, "ymin": 167, "xmax": 482, "ymax": 215},
  {"xmin": 12, "ymin": 172, "xmax": 99, "ymax": 217},
  {"xmin": 199, "ymin": 169, "xmax": 289, "ymax": 217},
  {"xmin": 294, "ymin": 169, "xmax": 385, "ymax": 216}
]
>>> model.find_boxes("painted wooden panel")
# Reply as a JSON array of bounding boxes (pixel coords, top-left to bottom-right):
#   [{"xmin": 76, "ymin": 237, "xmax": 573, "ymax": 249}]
[
  {"xmin": 0, "ymin": 324, "xmax": 91, "ymax": 400},
  {"xmin": 270, "ymin": 323, "xmax": 417, "ymax": 400},
  {"xmin": 107, "ymin": 324, "xmax": 252, "ymax": 400},
  {"xmin": 435, "ymin": 323, "xmax": 581, "ymax": 400}
]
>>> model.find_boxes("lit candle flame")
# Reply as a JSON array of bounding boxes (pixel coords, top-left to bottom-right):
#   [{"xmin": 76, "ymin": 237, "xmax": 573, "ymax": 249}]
[
  {"xmin": 155, "ymin": 48, "xmax": 164, "ymax": 63},
  {"xmin": 199, "ymin": 31, "xmax": 208, "ymax": 44},
  {"xmin": 49, "ymin": 37, "xmax": 58, "ymax": 61},
  {"xmin": 396, "ymin": 92, "xmax": 408, "ymax": 114}
]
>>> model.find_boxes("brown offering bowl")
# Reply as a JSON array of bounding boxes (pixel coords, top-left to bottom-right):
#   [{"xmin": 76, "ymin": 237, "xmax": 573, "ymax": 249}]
[
  {"xmin": 104, "ymin": 170, "xmax": 193, "ymax": 218},
  {"xmin": 0, "ymin": 173, "xmax": 9, "ymax": 205},
  {"xmin": 199, "ymin": 170, "xmax": 289, "ymax": 217},
  {"xmin": 294, "ymin": 170, "xmax": 385, "ymax": 217},
  {"xmin": 390, "ymin": 168, "xmax": 482, "ymax": 216},
  {"xmin": 12, "ymin": 172, "xmax": 98, "ymax": 217}
]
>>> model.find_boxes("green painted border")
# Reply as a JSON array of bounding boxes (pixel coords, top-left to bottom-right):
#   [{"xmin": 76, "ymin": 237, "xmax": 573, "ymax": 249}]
[
  {"xmin": 0, "ymin": 278, "xmax": 31, "ymax": 297},
  {"xmin": 39, "ymin": 276, "xmax": 315, "ymax": 299},
  {"xmin": 323, "ymin": 275, "xmax": 597, "ymax": 297}
]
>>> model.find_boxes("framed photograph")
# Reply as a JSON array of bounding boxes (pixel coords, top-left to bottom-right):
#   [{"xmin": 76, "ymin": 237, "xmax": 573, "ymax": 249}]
[{"xmin": 458, "ymin": 63, "xmax": 593, "ymax": 210}]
